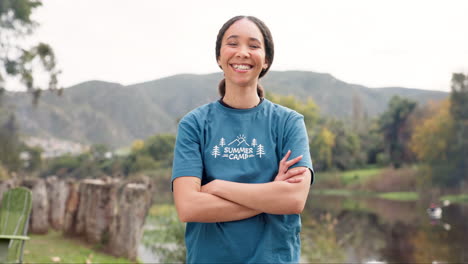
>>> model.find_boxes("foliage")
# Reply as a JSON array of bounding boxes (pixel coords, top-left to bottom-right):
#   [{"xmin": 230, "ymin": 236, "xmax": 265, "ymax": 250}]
[
  {"xmin": 124, "ymin": 134, "xmax": 176, "ymax": 174},
  {"xmin": 326, "ymin": 119, "xmax": 366, "ymax": 170},
  {"xmin": 378, "ymin": 96, "xmax": 417, "ymax": 168},
  {"xmin": 40, "ymin": 134, "xmax": 176, "ymax": 179},
  {"xmin": 267, "ymin": 92, "xmax": 320, "ymax": 128},
  {"xmin": 0, "ymin": 0, "xmax": 61, "ymax": 102},
  {"xmin": 448, "ymin": 73, "xmax": 468, "ymax": 184},
  {"xmin": 410, "ymin": 73, "xmax": 468, "ymax": 186},
  {"xmin": 0, "ymin": 110, "xmax": 20, "ymax": 172},
  {"xmin": 411, "ymin": 100, "xmax": 454, "ymax": 162},
  {"xmin": 310, "ymin": 127, "xmax": 335, "ymax": 169}
]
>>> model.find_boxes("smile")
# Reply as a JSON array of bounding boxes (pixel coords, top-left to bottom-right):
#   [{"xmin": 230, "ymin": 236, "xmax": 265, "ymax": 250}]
[{"xmin": 231, "ymin": 64, "xmax": 253, "ymax": 71}]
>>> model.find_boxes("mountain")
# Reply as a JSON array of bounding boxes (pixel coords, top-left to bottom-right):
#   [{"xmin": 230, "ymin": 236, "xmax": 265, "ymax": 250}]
[{"xmin": 4, "ymin": 71, "xmax": 447, "ymax": 148}]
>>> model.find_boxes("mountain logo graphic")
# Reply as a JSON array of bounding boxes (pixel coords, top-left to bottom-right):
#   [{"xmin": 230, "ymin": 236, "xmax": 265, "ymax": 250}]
[{"xmin": 228, "ymin": 135, "xmax": 250, "ymax": 146}]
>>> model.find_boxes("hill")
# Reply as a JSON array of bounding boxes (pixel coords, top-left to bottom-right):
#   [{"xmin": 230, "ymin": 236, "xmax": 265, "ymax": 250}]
[{"xmin": 5, "ymin": 71, "xmax": 447, "ymax": 148}]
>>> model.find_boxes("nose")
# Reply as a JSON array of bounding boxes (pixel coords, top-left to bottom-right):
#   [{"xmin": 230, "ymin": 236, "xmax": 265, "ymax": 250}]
[{"xmin": 236, "ymin": 44, "xmax": 250, "ymax": 58}]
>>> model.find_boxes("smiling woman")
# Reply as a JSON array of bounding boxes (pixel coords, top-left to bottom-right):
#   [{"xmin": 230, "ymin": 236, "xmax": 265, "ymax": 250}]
[{"xmin": 171, "ymin": 15, "xmax": 314, "ymax": 263}]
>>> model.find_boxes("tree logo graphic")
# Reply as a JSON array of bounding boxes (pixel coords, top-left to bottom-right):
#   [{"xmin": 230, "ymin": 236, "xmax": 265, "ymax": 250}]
[
  {"xmin": 256, "ymin": 144, "xmax": 265, "ymax": 158},
  {"xmin": 211, "ymin": 135, "xmax": 266, "ymax": 160},
  {"xmin": 251, "ymin": 138, "xmax": 257, "ymax": 147},
  {"xmin": 212, "ymin": 145, "xmax": 220, "ymax": 158}
]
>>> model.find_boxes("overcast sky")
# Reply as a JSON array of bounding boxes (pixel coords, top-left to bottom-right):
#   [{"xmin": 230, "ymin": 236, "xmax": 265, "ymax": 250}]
[{"xmin": 19, "ymin": 0, "xmax": 468, "ymax": 91}]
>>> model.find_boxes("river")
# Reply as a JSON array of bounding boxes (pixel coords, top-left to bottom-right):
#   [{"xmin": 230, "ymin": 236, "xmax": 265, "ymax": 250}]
[{"xmin": 139, "ymin": 194, "xmax": 468, "ymax": 263}]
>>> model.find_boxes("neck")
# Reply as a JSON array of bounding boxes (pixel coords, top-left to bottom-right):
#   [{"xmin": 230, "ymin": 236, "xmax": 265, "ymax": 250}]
[{"xmin": 223, "ymin": 81, "xmax": 260, "ymax": 109}]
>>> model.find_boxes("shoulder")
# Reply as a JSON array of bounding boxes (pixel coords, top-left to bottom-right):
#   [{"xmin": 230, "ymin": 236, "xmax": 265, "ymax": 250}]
[{"xmin": 179, "ymin": 101, "xmax": 218, "ymax": 126}]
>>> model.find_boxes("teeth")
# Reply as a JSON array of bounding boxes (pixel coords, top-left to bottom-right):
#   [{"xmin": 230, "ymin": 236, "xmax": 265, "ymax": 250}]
[{"xmin": 233, "ymin": 64, "xmax": 251, "ymax": 70}]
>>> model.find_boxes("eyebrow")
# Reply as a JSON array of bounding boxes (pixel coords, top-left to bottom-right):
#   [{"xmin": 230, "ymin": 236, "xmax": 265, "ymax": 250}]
[{"xmin": 226, "ymin": 35, "xmax": 262, "ymax": 43}]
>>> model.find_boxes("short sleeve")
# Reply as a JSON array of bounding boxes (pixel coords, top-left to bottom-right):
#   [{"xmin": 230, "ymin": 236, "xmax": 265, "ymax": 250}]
[
  {"xmin": 282, "ymin": 112, "xmax": 315, "ymax": 184},
  {"xmin": 171, "ymin": 116, "xmax": 204, "ymax": 186}
]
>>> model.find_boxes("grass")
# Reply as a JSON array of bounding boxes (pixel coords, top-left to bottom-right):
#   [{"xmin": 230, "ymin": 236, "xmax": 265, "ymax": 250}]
[
  {"xmin": 313, "ymin": 189, "xmax": 420, "ymax": 202},
  {"xmin": 23, "ymin": 230, "xmax": 135, "ymax": 264},
  {"xmin": 377, "ymin": 192, "xmax": 419, "ymax": 201},
  {"xmin": 341, "ymin": 167, "xmax": 383, "ymax": 185},
  {"xmin": 440, "ymin": 194, "xmax": 468, "ymax": 204},
  {"xmin": 312, "ymin": 189, "xmax": 375, "ymax": 197}
]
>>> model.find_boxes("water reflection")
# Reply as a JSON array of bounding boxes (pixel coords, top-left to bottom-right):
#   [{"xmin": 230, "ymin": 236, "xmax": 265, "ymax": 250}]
[
  {"xmin": 305, "ymin": 194, "xmax": 468, "ymax": 263},
  {"xmin": 139, "ymin": 197, "xmax": 468, "ymax": 263}
]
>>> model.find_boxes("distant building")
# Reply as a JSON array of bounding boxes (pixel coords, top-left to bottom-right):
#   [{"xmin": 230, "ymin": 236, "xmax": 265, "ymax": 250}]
[{"xmin": 23, "ymin": 136, "xmax": 90, "ymax": 159}]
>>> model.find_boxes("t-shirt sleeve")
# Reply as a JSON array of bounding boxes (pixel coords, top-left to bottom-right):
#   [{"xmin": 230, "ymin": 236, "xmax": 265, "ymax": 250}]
[
  {"xmin": 282, "ymin": 112, "xmax": 315, "ymax": 184},
  {"xmin": 171, "ymin": 116, "xmax": 204, "ymax": 186}
]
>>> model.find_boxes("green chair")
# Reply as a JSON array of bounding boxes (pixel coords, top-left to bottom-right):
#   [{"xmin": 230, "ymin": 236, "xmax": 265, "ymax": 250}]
[{"xmin": 0, "ymin": 187, "xmax": 32, "ymax": 264}]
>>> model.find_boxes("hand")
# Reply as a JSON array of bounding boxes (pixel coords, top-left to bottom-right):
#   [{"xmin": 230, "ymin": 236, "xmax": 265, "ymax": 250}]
[{"xmin": 274, "ymin": 150, "xmax": 307, "ymax": 183}]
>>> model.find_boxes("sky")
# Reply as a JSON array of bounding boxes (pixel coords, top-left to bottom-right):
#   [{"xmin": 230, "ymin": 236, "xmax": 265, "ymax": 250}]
[{"xmin": 12, "ymin": 0, "xmax": 468, "ymax": 91}]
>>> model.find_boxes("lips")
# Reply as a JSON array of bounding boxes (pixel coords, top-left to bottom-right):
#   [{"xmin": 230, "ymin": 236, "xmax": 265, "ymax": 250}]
[{"xmin": 231, "ymin": 64, "xmax": 253, "ymax": 71}]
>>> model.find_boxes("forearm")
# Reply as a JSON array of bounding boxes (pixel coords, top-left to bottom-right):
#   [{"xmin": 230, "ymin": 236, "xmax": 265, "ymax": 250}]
[
  {"xmin": 173, "ymin": 177, "xmax": 260, "ymax": 223},
  {"xmin": 206, "ymin": 169, "xmax": 311, "ymax": 215}
]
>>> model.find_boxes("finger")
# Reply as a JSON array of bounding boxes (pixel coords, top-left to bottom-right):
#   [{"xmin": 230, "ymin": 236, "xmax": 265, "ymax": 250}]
[
  {"xmin": 286, "ymin": 167, "xmax": 307, "ymax": 178},
  {"xmin": 286, "ymin": 177, "xmax": 304, "ymax": 183},
  {"xmin": 281, "ymin": 150, "xmax": 292, "ymax": 163},
  {"xmin": 285, "ymin": 155, "xmax": 303, "ymax": 167}
]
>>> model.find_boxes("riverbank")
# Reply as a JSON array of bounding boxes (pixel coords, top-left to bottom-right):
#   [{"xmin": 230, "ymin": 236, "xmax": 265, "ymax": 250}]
[{"xmin": 314, "ymin": 166, "xmax": 468, "ymax": 204}]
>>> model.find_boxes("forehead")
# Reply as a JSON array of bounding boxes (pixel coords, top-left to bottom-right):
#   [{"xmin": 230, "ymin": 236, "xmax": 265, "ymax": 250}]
[{"xmin": 223, "ymin": 19, "xmax": 264, "ymax": 43}]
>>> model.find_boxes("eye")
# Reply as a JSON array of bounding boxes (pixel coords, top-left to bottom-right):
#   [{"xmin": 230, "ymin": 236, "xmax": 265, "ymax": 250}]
[
  {"xmin": 249, "ymin": 45, "xmax": 260, "ymax": 49},
  {"xmin": 227, "ymin": 42, "xmax": 237, "ymax": 46}
]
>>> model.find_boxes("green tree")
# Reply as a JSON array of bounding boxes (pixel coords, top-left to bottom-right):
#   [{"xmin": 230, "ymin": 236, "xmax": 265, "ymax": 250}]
[
  {"xmin": 310, "ymin": 127, "xmax": 335, "ymax": 170},
  {"xmin": 0, "ymin": 0, "xmax": 61, "ymax": 103},
  {"xmin": 144, "ymin": 134, "xmax": 176, "ymax": 162},
  {"xmin": 449, "ymin": 73, "xmax": 468, "ymax": 183},
  {"xmin": 410, "ymin": 100, "xmax": 457, "ymax": 186},
  {"xmin": 0, "ymin": 112, "xmax": 20, "ymax": 172},
  {"xmin": 378, "ymin": 96, "xmax": 417, "ymax": 168},
  {"xmin": 327, "ymin": 120, "xmax": 364, "ymax": 170},
  {"xmin": 411, "ymin": 100, "xmax": 453, "ymax": 163},
  {"xmin": 267, "ymin": 92, "xmax": 320, "ymax": 130}
]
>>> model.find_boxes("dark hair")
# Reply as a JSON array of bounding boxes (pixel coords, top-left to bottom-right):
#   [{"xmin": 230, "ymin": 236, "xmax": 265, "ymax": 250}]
[{"xmin": 215, "ymin": 16, "xmax": 274, "ymax": 97}]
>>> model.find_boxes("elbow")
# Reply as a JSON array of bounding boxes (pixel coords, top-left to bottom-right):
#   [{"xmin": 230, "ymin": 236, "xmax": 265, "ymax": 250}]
[
  {"xmin": 178, "ymin": 214, "xmax": 190, "ymax": 223},
  {"xmin": 289, "ymin": 197, "xmax": 306, "ymax": 214},
  {"xmin": 177, "ymin": 209, "xmax": 189, "ymax": 223},
  {"xmin": 175, "ymin": 203, "xmax": 193, "ymax": 223}
]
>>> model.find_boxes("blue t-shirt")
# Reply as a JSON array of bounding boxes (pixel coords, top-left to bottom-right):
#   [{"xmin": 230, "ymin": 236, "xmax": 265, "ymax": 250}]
[{"xmin": 172, "ymin": 98, "xmax": 313, "ymax": 263}]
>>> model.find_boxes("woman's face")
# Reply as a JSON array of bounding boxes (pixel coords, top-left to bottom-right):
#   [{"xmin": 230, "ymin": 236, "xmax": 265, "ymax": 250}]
[{"xmin": 217, "ymin": 19, "xmax": 268, "ymax": 88}]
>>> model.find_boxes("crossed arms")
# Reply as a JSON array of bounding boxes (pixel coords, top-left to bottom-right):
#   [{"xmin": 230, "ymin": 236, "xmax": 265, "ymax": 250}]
[{"xmin": 173, "ymin": 151, "xmax": 311, "ymax": 223}]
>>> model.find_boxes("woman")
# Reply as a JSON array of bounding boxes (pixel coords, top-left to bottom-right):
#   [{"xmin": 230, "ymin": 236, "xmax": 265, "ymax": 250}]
[{"xmin": 172, "ymin": 15, "xmax": 314, "ymax": 263}]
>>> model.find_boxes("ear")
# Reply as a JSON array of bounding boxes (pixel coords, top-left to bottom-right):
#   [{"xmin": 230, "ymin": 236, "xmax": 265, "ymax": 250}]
[
  {"xmin": 263, "ymin": 59, "xmax": 269, "ymax": 69},
  {"xmin": 217, "ymin": 59, "xmax": 222, "ymax": 69}
]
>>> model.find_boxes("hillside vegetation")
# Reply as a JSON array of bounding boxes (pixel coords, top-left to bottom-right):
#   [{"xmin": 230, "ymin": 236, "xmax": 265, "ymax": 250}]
[{"xmin": 6, "ymin": 71, "xmax": 446, "ymax": 148}]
